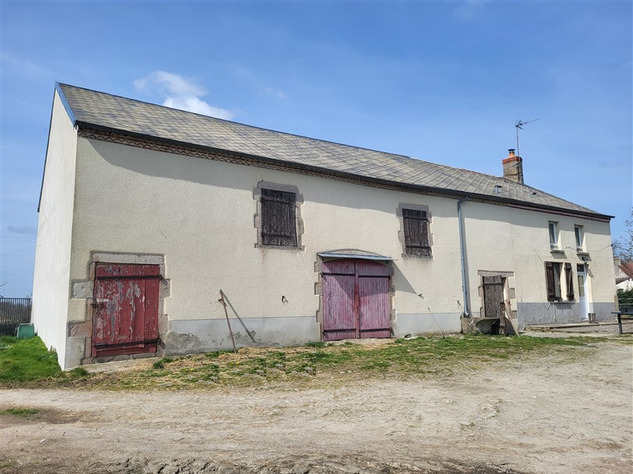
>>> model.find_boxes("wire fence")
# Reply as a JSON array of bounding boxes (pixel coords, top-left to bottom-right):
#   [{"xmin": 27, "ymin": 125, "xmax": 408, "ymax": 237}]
[{"xmin": 0, "ymin": 297, "xmax": 32, "ymax": 336}]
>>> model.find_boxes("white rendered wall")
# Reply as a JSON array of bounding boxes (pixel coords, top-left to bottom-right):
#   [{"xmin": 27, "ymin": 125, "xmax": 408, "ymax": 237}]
[
  {"xmin": 31, "ymin": 91, "xmax": 78, "ymax": 367},
  {"xmin": 67, "ymin": 139, "xmax": 467, "ymax": 341},
  {"xmin": 460, "ymin": 200, "xmax": 615, "ymax": 326},
  {"xmin": 65, "ymin": 137, "xmax": 615, "ymax": 364}
]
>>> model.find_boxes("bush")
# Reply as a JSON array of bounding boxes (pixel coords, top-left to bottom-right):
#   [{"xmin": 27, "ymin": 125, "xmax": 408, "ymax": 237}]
[{"xmin": 617, "ymin": 288, "xmax": 633, "ymax": 306}]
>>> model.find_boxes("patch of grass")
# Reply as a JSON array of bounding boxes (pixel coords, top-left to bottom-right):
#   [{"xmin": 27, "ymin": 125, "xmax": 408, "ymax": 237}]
[
  {"xmin": 152, "ymin": 357, "xmax": 174, "ymax": 370},
  {"xmin": 0, "ymin": 333, "xmax": 610, "ymax": 390},
  {"xmin": 1, "ymin": 407, "xmax": 39, "ymax": 417},
  {"xmin": 0, "ymin": 336, "xmax": 62, "ymax": 383},
  {"xmin": 68, "ymin": 367, "xmax": 90, "ymax": 378},
  {"xmin": 306, "ymin": 341, "xmax": 326, "ymax": 348}
]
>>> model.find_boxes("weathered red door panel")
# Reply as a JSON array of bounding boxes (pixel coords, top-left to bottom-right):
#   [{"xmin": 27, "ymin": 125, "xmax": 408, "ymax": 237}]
[
  {"xmin": 322, "ymin": 259, "xmax": 391, "ymax": 341},
  {"xmin": 359, "ymin": 276, "xmax": 391, "ymax": 338},
  {"xmin": 356, "ymin": 260, "xmax": 391, "ymax": 277},
  {"xmin": 93, "ymin": 264, "xmax": 160, "ymax": 357},
  {"xmin": 322, "ymin": 273, "xmax": 356, "ymax": 341}
]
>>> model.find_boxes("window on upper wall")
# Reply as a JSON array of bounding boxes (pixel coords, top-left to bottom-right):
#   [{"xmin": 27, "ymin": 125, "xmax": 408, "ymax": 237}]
[
  {"xmin": 545, "ymin": 261, "xmax": 562, "ymax": 302},
  {"xmin": 574, "ymin": 225, "xmax": 584, "ymax": 251},
  {"xmin": 261, "ymin": 188, "xmax": 297, "ymax": 246},
  {"xmin": 548, "ymin": 221, "xmax": 559, "ymax": 249},
  {"xmin": 255, "ymin": 182, "xmax": 303, "ymax": 249},
  {"xmin": 399, "ymin": 205, "xmax": 432, "ymax": 257}
]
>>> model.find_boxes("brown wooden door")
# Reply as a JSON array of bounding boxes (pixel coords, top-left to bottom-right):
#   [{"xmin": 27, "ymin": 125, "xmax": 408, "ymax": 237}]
[
  {"xmin": 92, "ymin": 263, "xmax": 161, "ymax": 357},
  {"xmin": 482, "ymin": 275, "xmax": 506, "ymax": 334},
  {"xmin": 322, "ymin": 259, "xmax": 391, "ymax": 341}
]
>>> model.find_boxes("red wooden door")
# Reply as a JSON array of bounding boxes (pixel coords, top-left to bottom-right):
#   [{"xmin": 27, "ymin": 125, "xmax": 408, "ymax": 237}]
[
  {"xmin": 322, "ymin": 259, "xmax": 390, "ymax": 341},
  {"xmin": 92, "ymin": 264, "xmax": 161, "ymax": 357}
]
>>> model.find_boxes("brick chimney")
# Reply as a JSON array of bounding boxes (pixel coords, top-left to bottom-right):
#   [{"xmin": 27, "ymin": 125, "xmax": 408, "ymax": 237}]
[{"xmin": 502, "ymin": 149, "xmax": 524, "ymax": 184}]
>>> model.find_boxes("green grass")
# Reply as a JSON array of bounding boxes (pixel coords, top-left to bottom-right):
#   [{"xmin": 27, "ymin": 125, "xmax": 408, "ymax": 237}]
[
  {"xmin": 0, "ymin": 336, "xmax": 62, "ymax": 382},
  {"xmin": 1, "ymin": 407, "xmax": 39, "ymax": 417}
]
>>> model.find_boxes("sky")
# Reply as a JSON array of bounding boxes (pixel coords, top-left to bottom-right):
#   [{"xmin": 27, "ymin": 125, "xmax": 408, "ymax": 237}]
[{"xmin": 1, "ymin": 0, "xmax": 631, "ymax": 297}]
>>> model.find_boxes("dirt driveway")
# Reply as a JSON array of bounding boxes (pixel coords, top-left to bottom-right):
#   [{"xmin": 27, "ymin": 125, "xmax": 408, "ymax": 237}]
[{"xmin": 1, "ymin": 337, "xmax": 631, "ymax": 474}]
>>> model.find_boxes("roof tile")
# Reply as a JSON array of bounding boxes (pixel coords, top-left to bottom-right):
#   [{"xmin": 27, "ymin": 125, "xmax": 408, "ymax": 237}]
[{"xmin": 57, "ymin": 83, "xmax": 606, "ymax": 218}]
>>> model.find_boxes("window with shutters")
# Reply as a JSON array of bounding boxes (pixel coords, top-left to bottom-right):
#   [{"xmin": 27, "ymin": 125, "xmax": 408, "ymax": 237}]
[
  {"xmin": 254, "ymin": 182, "xmax": 304, "ymax": 249},
  {"xmin": 545, "ymin": 261, "xmax": 562, "ymax": 302},
  {"xmin": 398, "ymin": 204, "xmax": 432, "ymax": 257}
]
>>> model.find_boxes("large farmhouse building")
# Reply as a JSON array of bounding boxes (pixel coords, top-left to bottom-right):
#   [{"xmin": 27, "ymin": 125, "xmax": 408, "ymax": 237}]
[{"xmin": 32, "ymin": 83, "xmax": 616, "ymax": 369}]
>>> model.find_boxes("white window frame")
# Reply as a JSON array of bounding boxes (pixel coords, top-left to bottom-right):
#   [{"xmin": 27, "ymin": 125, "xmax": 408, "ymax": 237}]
[
  {"xmin": 574, "ymin": 225, "xmax": 584, "ymax": 251},
  {"xmin": 548, "ymin": 221, "xmax": 559, "ymax": 249}
]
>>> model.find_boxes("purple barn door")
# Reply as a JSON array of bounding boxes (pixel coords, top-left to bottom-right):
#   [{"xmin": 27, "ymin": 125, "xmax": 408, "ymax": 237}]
[{"xmin": 322, "ymin": 259, "xmax": 391, "ymax": 341}]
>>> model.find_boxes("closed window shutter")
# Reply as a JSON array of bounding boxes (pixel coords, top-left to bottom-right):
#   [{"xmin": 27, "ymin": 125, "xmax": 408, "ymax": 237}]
[
  {"xmin": 261, "ymin": 189, "xmax": 297, "ymax": 246},
  {"xmin": 546, "ymin": 262, "xmax": 556, "ymax": 301},
  {"xmin": 565, "ymin": 263, "xmax": 574, "ymax": 301},
  {"xmin": 403, "ymin": 209, "xmax": 430, "ymax": 256}
]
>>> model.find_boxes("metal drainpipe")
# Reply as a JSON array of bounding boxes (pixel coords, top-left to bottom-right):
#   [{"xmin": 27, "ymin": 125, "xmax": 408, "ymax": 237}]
[{"xmin": 458, "ymin": 197, "xmax": 471, "ymax": 317}]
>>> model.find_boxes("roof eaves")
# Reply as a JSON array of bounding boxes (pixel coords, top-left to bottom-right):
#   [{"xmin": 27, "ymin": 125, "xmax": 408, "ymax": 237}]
[{"xmin": 75, "ymin": 120, "xmax": 613, "ymax": 223}]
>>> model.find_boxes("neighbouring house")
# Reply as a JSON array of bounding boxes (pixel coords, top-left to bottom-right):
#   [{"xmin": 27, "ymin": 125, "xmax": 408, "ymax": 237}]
[
  {"xmin": 32, "ymin": 83, "xmax": 617, "ymax": 369},
  {"xmin": 615, "ymin": 259, "xmax": 633, "ymax": 291}
]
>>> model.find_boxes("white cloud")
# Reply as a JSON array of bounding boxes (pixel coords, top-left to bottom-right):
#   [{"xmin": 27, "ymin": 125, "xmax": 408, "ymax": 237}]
[
  {"xmin": 1, "ymin": 52, "xmax": 54, "ymax": 83},
  {"xmin": 261, "ymin": 86, "xmax": 287, "ymax": 100},
  {"xmin": 134, "ymin": 71, "xmax": 234, "ymax": 119},
  {"xmin": 7, "ymin": 225, "xmax": 37, "ymax": 235}
]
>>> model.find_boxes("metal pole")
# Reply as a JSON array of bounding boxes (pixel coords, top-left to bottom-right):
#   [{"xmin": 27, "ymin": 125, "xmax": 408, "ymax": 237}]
[
  {"xmin": 219, "ymin": 290, "xmax": 237, "ymax": 353},
  {"xmin": 516, "ymin": 125, "xmax": 520, "ymax": 158}
]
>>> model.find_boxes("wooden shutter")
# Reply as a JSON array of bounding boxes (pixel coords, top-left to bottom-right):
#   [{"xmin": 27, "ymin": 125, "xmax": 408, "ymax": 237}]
[
  {"xmin": 545, "ymin": 262, "xmax": 562, "ymax": 302},
  {"xmin": 261, "ymin": 189, "xmax": 297, "ymax": 247},
  {"xmin": 546, "ymin": 262, "xmax": 556, "ymax": 301},
  {"xmin": 564, "ymin": 263, "xmax": 574, "ymax": 301},
  {"xmin": 403, "ymin": 209, "xmax": 430, "ymax": 256}
]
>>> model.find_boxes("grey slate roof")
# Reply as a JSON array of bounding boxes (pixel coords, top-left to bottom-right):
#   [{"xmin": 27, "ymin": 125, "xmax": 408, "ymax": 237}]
[{"xmin": 57, "ymin": 83, "xmax": 609, "ymax": 219}]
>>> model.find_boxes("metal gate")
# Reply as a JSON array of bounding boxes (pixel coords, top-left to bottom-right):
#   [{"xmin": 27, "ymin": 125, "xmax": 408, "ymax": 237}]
[
  {"xmin": 322, "ymin": 259, "xmax": 391, "ymax": 341},
  {"xmin": 92, "ymin": 263, "xmax": 161, "ymax": 357},
  {"xmin": 0, "ymin": 298, "xmax": 31, "ymax": 336}
]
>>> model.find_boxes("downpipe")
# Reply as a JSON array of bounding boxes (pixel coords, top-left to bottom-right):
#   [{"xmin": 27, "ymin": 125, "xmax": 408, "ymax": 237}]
[{"xmin": 458, "ymin": 197, "xmax": 471, "ymax": 318}]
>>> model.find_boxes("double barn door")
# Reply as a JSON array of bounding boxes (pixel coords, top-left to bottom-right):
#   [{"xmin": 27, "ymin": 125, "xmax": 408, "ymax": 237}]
[{"xmin": 322, "ymin": 259, "xmax": 391, "ymax": 341}]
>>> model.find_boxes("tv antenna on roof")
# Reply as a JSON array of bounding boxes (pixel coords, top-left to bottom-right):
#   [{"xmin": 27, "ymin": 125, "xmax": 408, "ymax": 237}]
[{"xmin": 515, "ymin": 118, "xmax": 539, "ymax": 157}]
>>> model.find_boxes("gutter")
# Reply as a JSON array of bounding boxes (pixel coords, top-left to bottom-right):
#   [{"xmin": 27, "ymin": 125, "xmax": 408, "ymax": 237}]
[{"xmin": 458, "ymin": 197, "xmax": 471, "ymax": 318}]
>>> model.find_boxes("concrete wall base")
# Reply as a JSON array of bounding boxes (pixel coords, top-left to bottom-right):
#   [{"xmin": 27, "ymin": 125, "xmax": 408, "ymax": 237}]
[
  {"xmin": 392, "ymin": 313, "xmax": 461, "ymax": 337},
  {"xmin": 164, "ymin": 316, "xmax": 322, "ymax": 355},
  {"xmin": 517, "ymin": 302, "xmax": 616, "ymax": 330}
]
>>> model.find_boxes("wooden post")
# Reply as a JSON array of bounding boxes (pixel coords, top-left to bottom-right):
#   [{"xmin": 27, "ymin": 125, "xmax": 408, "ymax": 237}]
[{"xmin": 219, "ymin": 290, "xmax": 237, "ymax": 353}]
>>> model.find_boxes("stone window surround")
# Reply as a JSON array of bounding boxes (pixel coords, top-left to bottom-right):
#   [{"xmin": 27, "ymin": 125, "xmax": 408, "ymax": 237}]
[
  {"xmin": 254, "ymin": 181, "xmax": 305, "ymax": 250},
  {"xmin": 396, "ymin": 203, "xmax": 433, "ymax": 258},
  {"xmin": 69, "ymin": 251, "xmax": 170, "ymax": 364}
]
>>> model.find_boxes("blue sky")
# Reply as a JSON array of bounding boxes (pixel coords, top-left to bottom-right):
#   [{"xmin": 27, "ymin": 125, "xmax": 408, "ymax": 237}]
[{"xmin": 1, "ymin": 0, "xmax": 631, "ymax": 297}]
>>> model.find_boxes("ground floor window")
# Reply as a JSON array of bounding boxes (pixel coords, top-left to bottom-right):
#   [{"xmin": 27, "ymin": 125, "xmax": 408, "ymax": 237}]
[{"xmin": 545, "ymin": 261, "xmax": 562, "ymax": 302}]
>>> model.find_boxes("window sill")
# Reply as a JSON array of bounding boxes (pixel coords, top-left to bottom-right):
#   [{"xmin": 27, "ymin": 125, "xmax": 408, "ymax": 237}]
[
  {"xmin": 403, "ymin": 252, "xmax": 432, "ymax": 258},
  {"xmin": 576, "ymin": 251, "xmax": 590, "ymax": 257},
  {"xmin": 256, "ymin": 244, "xmax": 305, "ymax": 251},
  {"xmin": 550, "ymin": 248, "xmax": 566, "ymax": 255}
]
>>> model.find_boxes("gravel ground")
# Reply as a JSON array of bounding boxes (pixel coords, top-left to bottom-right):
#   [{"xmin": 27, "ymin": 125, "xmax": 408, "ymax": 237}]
[{"xmin": 1, "ymin": 336, "xmax": 631, "ymax": 473}]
